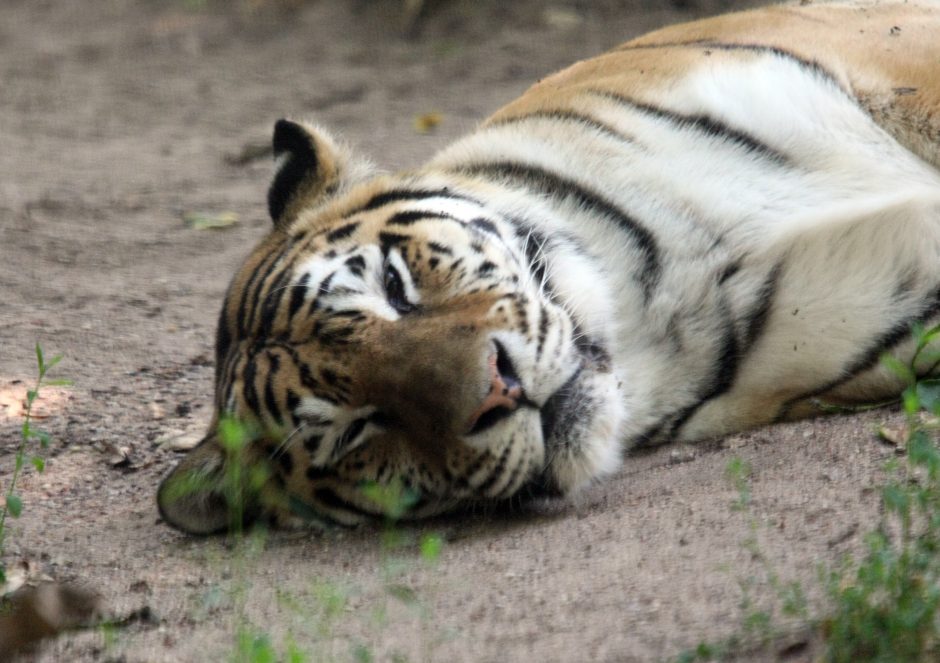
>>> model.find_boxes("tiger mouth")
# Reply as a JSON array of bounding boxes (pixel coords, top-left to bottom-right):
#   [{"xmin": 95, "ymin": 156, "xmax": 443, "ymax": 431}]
[
  {"xmin": 523, "ymin": 338, "xmax": 613, "ymax": 500},
  {"xmin": 539, "ymin": 363, "xmax": 584, "ymax": 445},
  {"xmin": 466, "ymin": 404, "xmax": 528, "ymax": 435},
  {"xmin": 539, "ymin": 332, "xmax": 610, "ymax": 443},
  {"xmin": 488, "ymin": 366, "xmax": 586, "ymax": 502}
]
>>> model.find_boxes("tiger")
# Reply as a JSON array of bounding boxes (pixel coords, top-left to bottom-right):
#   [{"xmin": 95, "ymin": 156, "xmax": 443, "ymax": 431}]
[{"xmin": 158, "ymin": 1, "xmax": 940, "ymax": 534}]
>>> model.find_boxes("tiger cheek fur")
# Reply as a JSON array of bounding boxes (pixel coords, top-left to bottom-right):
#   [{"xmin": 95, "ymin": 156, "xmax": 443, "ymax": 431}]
[{"xmin": 158, "ymin": 2, "xmax": 940, "ymax": 533}]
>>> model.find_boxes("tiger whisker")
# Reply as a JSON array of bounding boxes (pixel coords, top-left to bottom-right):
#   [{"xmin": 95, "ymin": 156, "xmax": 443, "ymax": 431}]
[{"xmin": 270, "ymin": 421, "xmax": 307, "ymax": 458}]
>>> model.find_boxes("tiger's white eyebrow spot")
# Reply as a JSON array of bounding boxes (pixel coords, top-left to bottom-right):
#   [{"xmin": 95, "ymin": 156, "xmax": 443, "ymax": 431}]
[{"xmin": 294, "ymin": 396, "xmax": 339, "ymax": 423}]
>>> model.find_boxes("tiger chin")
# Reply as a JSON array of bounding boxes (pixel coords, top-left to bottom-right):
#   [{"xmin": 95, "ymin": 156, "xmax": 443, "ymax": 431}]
[{"xmin": 159, "ymin": 1, "xmax": 940, "ymax": 534}]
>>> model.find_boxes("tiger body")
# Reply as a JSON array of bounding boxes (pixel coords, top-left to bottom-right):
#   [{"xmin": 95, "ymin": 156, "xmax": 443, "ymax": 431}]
[{"xmin": 159, "ymin": 1, "xmax": 940, "ymax": 533}]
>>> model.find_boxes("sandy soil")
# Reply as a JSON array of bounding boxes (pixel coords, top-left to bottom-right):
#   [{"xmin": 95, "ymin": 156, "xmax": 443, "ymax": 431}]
[{"xmin": 0, "ymin": 0, "xmax": 904, "ymax": 660}]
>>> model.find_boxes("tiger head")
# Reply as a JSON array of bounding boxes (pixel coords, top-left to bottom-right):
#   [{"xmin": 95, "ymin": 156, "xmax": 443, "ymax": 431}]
[{"xmin": 158, "ymin": 120, "xmax": 625, "ymax": 533}]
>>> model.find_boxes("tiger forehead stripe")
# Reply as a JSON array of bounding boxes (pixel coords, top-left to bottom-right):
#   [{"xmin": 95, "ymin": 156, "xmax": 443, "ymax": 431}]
[
  {"xmin": 235, "ymin": 245, "xmax": 283, "ymax": 338},
  {"xmin": 385, "ymin": 209, "xmax": 507, "ymax": 246},
  {"xmin": 427, "ymin": 242, "xmax": 453, "ymax": 255},
  {"xmin": 381, "ymin": 192, "xmax": 502, "ymax": 225},
  {"xmin": 326, "ymin": 221, "xmax": 360, "ymax": 243},
  {"xmin": 257, "ymin": 264, "xmax": 293, "ymax": 336},
  {"xmin": 287, "ymin": 272, "xmax": 310, "ymax": 320},
  {"xmin": 378, "ymin": 231, "xmax": 410, "ymax": 255},
  {"xmin": 250, "ymin": 232, "xmax": 333, "ymax": 335},
  {"xmin": 228, "ymin": 232, "xmax": 335, "ymax": 347},
  {"xmin": 386, "ymin": 210, "xmax": 463, "ymax": 226}
]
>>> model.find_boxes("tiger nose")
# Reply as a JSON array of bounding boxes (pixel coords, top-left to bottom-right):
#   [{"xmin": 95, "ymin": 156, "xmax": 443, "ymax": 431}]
[{"xmin": 465, "ymin": 342, "xmax": 523, "ymax": 435}]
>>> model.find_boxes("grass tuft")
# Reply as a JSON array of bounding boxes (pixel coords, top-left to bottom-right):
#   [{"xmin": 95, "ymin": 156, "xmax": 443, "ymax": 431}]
[
  {"xmin": 0, "ymin": 344, "xmax": 70, "ymax": 586},
  {"xmin": 677, "ymin": 322, "xmax": 940, "ymax": 662},
  {"xmin": 821, "ymin": 323, "xmax": 940, "ymax": 662}
]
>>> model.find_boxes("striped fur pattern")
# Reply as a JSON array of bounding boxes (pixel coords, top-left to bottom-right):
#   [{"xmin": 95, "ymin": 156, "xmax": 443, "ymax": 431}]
[{"xmin": 158, "ymin": 1, "xmax": 940, "ymax": 533}]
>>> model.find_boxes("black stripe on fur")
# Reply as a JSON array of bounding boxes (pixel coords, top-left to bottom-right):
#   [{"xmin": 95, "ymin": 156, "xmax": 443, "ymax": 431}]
[
  {"xmin": 585, "ymin": 88, "xmax": 788, "ymax": 164},
  {"xmin": 487, "ymin": 109, "xmax": 637, "ymax": 145},
  {"xmin": 778, "ymin": 292, "xmax": 940, "ymax": 419},
  {"xmin": 458, "ymin": 161, "xmax": 661, "ymax": 302},
  {"xmin": 614, "ymin": 40, "xmax": 843, "ymax": 93}
]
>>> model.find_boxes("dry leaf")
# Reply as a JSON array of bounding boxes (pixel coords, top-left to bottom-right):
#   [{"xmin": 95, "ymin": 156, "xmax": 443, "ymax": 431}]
[
  {"xmin": 149, "ymin": 402, "xmax": 166, "ymax": 420},
  {"xmin": 919, "ymin": 412, "xmax": 940, "ymax": 427},
  {"xmin": 722, "ymin": 434, "xmax": 749, "ymax": 450},
  {"xmin": 95, "ymin": 441, "xmax": 138, "ymax": 469},
  {"xmin": 543, "ymin": 7, "xmax": 583, "ymax": 30},
  {"xmin": 0, "ymin": 384, "xmax": 70, "ymax": 421},
  {"xmin": 669, "ymin": 446, "xmax": 697, "ymax": 465},
  {"xmin": 157, "ymin": 429, "xmax": 203, "ymax": 451},
  {"xmin": 0, "ymin": 559, "xmax": 45, "ymax": 598},
  {"xmin": 182, "ymin": 211, "xmax": 239, "ymax": 231},
  {"xmin": 877, "ymin": 424, "xmax": 908, "ymax": 448},
  {"xmin": 223, "ymin": 140, "xmax": 272, "ymax": 166},
  {"xmin": 413, "ymin": 112, "xmax": 443, "ymax": 135},
  {"xmin": 0, "ymin": 387, "xmax": 23, "ymax": 419},
  {"xmin": 106, "ymin": 444, "xmax": 131, "ymax": 467}
]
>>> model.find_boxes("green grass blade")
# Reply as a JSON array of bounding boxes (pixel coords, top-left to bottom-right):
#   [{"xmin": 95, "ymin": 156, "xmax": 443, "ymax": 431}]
[{"xmin": 6, "ymin": 494, "xmax": 23, "ymax": 518}]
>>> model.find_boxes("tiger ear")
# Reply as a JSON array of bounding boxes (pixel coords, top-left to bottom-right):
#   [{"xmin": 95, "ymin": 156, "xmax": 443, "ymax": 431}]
[
  {"xmin": 157, "ymin": 433, "xmax": 258, "ymax": 535},
  {"xmin": 267, "ymin": 119, "xmax": 374, "ymax": 230}
]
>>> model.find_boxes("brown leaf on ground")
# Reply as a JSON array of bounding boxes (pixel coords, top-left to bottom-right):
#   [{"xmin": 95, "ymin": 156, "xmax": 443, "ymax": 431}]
[
  {"xmin": 0, "ymin": 384, "xmax": 71, "ymax": 421},
  {"xmin": 223, "ymin": 140, "xmax": 272, "ymax": 166},
  {"xmin": 182, "ymin": 211, "xmax": 239, "ymax": 231},
  {"xmin": 149, "ymin": 401, "xmax": 166, "ymax": 419},
  {"xmin": 413, "ymin": 112, "xmax": 443, "ymax": 134},
  {"xmin": 157, "ymin": 429, "xmax": 204, "ymax": 451},
  {"xmin": 877, "ymin": 423, "xmax": 909, "ymax": 449},
  {"xmin": 95, "ymin": 441, "xmax": 142, "ymax": 471},
  {"xmin": 0, "ymin": 558, "xmax": 50, "ymax": 597},
  {"xmin": 0, "ymin": 385, "xmax": 24, "ymax": 419}
]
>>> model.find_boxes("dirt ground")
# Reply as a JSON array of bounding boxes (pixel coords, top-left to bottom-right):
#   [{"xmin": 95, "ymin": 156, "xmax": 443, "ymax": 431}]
[{"xmin": 0, "ymin": 0, "xmax": 908, "ymax": 660}]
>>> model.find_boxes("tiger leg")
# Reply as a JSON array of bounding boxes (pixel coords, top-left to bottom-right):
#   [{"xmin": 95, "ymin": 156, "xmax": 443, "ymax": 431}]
[{"xmin": 678, "ymin": 198, "xmax": 940, "ymax": 441}]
